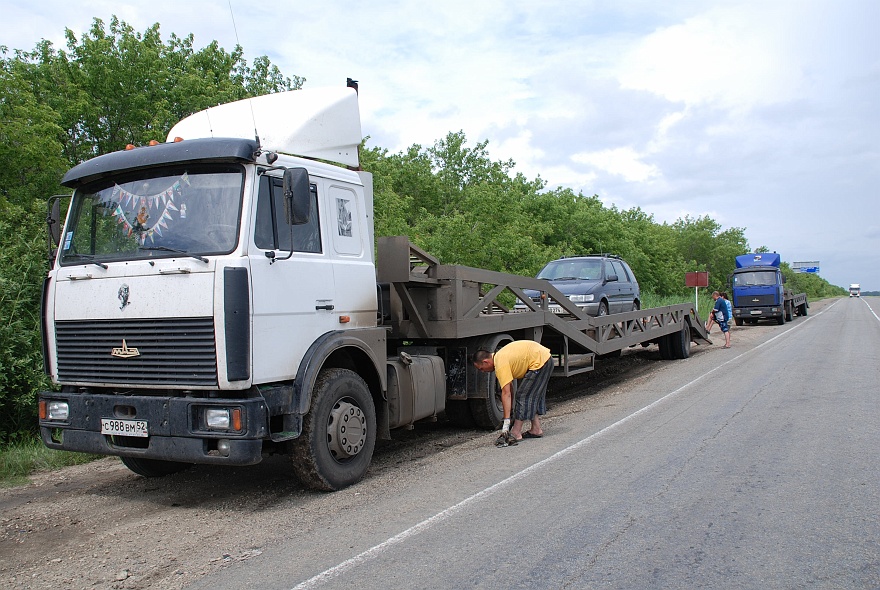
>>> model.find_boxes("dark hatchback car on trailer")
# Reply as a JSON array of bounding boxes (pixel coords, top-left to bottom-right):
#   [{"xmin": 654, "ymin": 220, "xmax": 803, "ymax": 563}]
[{"xmin": 520, "ymin": 254, "xmax": 641, "ymax": 316}]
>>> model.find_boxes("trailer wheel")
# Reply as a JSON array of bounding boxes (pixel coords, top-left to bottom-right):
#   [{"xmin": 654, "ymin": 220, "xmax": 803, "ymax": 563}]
[
  {"xmin": 671, "ymin": 321, "xmax": 692, "ymax": 359},
  {"xmin": 469, "ymin": 334, "xmax": 514, "ymax": 430},
  {"xmin": 290, "ymin": 368, "xmax": 376, "ymax": 491},
  {"xmin": 799, "ymin": 303, "xmax": 808, "ymax": 317},
  {"xmin": 120, "ymin": 457, "xmax": 192, "ymax": 478},
  {"xmin": 659, "ymin": 321, "xmax": 691, "ymax": 360}
]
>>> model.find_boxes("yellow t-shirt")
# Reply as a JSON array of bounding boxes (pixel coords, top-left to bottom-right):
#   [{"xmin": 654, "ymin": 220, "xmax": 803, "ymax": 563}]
[{"xmin": 493, "ymin": 340, "xmax": 552, "ymax": 389}]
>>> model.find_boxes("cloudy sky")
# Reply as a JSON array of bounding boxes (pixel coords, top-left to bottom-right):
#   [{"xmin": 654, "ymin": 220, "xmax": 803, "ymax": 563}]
[{"xmin": 3, "ymin": 0, "xmax": 878, "ymax": 290}]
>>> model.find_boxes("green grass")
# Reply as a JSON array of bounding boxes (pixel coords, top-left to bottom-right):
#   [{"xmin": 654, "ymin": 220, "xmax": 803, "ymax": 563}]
[
  {"xmin": 641, "ymin": 291, "xmax": 715, "ymax": 321},
  {"xmin": 0, "ymin": 436, "xmax": 102, "ymax": 487}
]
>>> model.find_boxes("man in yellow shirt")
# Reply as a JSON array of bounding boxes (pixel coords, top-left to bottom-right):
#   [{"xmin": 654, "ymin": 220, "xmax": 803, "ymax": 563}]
[{"xmin": 472, "ymin": 340, "xmax": 553, "ymax": 446}]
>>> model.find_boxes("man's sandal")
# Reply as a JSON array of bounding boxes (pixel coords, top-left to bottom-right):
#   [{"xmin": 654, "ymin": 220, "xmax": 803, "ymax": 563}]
[{"xmin": 495, "ymin": 432, "xmax": 518, "ymax": 447}]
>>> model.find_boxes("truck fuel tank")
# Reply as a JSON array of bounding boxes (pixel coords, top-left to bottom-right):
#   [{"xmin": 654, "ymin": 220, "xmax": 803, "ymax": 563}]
[{"xmin": 386, "ymin": 353, "xmax": 446, "ymax": 429}]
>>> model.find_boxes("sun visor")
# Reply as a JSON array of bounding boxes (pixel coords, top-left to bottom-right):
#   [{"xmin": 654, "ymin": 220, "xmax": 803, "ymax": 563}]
[{"xmin": 167, "ymin": 87, "xmax": 362, "ymax": 167}]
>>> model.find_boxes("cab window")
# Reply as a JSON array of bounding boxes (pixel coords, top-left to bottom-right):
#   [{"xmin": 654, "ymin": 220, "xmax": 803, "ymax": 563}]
[{"xmin": 254, "ymin": 175, "xmax": 321, "ymax": 253}]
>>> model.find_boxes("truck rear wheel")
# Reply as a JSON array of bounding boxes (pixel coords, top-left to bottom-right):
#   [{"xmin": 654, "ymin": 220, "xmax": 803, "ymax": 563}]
[
  {"xmin": 659, "ymin": 321, "xmax": 691, "ymax": 360},
  {"xmin": 469, "ymin": 334, "xmax": 514, "ymax": 430},
  {"xmin": 120, "ymin": 457, "xmax": 192, "ymax": 478},
  {"xmin": 290, "ymin": 368, "xmax": 376, "ymax": 491}
]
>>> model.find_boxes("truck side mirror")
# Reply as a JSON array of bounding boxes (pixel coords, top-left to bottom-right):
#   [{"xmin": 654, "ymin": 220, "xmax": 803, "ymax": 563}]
[
  {"xmin": 47, "ymin": 196, "xmax": 63, "ymax": 246},
  {"xmin": 46, "ymin": 195, "xmax": 70, "ymax": 266},
  {"xmin": 283, "ymin": 168, "xmax": 310, "ymax": 225}
]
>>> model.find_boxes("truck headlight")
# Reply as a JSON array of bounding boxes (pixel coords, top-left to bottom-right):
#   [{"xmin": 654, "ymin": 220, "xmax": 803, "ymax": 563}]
[
  {"xmin": 45, "ymin": 401, "xmax": 69, "ymax": 421},
  {"xmin": 203, "ymin": 407, "xmax": 242, "ymax": 431},
  {"xmin": 205, "ymin": 408, "xmax": 231, "ymax": 429},
  {"xmin": 569, "ymin": 294, "xmax": 594, "ymax": 303}
]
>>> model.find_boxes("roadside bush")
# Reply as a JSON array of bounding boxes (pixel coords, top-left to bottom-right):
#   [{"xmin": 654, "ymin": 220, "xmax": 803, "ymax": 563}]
[{"xmin": 0, "ymin": 201, "xmax": 51, "ymax": 443}]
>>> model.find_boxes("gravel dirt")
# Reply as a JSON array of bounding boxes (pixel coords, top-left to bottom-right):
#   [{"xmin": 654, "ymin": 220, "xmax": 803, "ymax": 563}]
[{"xmin": 0, "ymin": 305, "xmax": 815, "ymax": 590}]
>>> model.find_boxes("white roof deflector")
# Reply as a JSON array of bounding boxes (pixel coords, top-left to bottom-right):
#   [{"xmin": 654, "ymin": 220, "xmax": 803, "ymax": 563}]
[{"xmin": 166, "ymin": 87, "xmax": 362, "ymax": 167}]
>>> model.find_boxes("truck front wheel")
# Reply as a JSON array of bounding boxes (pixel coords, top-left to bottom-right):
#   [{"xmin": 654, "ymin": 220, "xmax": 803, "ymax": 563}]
[{"xmin": 290, "ymin": 368, "xmax": 377, "ymax": 491}]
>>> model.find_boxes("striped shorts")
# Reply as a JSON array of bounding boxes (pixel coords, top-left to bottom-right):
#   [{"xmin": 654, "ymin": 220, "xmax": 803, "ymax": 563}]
[{"xmin": 513, "ymin": 358, "xmax": 553, "ymax": 421}]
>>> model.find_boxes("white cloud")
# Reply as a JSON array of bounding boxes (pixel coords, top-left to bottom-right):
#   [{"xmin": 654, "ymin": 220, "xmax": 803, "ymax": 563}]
[
  {"xmin": 572, "ymin": 147, "xmax": 660, "ymax": 183},
  {"xmin": 616, "ymin": 4, "xmax": 804, "ymax": 110}
]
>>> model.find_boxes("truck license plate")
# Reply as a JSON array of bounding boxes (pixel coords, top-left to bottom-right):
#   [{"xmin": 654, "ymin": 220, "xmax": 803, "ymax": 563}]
[
  {"xmin": 750, "ymin": 310, "xmax": 762, "ymax": 315},
  {"xmin": 101, "ymin": 419, "xmax": 148, "ymax": 438}
]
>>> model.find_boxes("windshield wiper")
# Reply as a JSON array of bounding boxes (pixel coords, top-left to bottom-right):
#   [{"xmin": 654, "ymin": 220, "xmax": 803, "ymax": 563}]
[
  {"xmin": 139, "ymin": 246, "xmax": 208, "ymax": 263},
  {"xmin": 63, "ymin": 253, "xmax": 108, "ymax": 269}
]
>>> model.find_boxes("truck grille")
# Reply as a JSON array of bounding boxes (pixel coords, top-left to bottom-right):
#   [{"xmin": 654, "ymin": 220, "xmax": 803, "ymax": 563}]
[
  {"xmin": 735, "ymin": 294, "xmax": 775, "ymax": 306},
  {"xmin": 55, "ymin": 318, "xmax": 218, "ymax": 386}
]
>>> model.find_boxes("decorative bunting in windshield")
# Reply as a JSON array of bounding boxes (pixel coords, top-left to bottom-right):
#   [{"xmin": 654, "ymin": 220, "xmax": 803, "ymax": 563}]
[{"xmin": 107, "ymin": 173, "xmax": 189, "ymax": 244}]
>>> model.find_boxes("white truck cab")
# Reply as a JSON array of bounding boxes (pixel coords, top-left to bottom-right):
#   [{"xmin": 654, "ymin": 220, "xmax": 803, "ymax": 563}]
[{"xmin": 40, "ymin": 85, "xmax": 390, "ymax": 490}]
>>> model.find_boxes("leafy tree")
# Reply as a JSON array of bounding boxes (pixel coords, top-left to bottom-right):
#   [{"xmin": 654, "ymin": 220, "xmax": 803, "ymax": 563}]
[
  {"xmin": 672, "ymin": 215, "xmax": 749, "ymax": 292},
  {"xmin": 781, "ymin": 264, "xmax": 847, "ymax": 299},
  {"xmin": 0, "ymin": 48, "xmax": 68, "ymax": 207},
  {"xmin": 12, "ymin": 16, "xmax": 305, "ymax": 165}
]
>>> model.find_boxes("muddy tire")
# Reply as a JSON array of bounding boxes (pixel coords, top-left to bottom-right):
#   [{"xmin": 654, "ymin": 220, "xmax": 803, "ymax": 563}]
[
  {"xmin": 469, "ymin": 334, "xmax": 514, "ymax": 430},
  {"xmin": 659, "ymin": 321, "xmax": 691, "ymax": 360},
  {"xmin": 120, "ymin": 457, "xmax": 191, "ymax": 478},
  {"xmin": 290, "ymin": 368, "xmax": 376, "ymax": 491},
  {"xmin": 670, "ymin": 321, "xmax": 692, "ymax": 359}
]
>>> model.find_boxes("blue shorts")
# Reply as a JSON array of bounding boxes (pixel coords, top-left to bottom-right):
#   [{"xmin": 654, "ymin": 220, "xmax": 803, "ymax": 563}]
[{"xmin": 719, "ymin": 320, "xmax": 729, "ymax": 333}]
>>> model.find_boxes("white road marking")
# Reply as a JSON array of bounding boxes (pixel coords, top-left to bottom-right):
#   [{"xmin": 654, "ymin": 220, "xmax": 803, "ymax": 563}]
[
  {"xmin": 290, "ymin": 299, "xmax": 838, "ymax": 590},
  {"xmin": 861, "ymin": 297, "xmax": 880, "ymax": 323}
]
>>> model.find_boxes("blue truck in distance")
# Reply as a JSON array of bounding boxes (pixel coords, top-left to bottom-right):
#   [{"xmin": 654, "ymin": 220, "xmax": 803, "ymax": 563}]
[{"xmin": 731, "ymin": 253, "xmax": 808, "ymax": 326}]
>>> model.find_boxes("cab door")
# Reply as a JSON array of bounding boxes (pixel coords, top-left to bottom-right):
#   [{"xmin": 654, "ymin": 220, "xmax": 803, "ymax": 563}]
[{"xmin": 249, "ymin": 175, "xmax": 337, "ymax": 383}]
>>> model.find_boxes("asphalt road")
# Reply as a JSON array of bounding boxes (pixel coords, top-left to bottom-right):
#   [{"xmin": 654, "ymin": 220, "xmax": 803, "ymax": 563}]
[{"xmin": 187, "ymin": 297, "xmax": 880, "ymax": 590}]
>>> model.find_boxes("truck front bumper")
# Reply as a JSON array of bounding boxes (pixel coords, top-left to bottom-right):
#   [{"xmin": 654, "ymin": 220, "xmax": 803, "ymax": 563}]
[
  {"xmin": 38, "ymin": 392, "xmax": 271, "ymax": 465},
  {"xmin": 733, "ymin": 306, "xmax": 782, "ymax": 318}
]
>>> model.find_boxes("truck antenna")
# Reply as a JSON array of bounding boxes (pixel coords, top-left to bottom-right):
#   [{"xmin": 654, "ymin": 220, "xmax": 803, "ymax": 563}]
[{"xmin": 227, "ymin": 0, "xmax": 261, "ymax": 148}]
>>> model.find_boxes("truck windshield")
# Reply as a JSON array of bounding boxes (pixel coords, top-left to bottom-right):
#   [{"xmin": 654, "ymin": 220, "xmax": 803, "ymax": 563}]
[
  {"xmin": 734, "ymin": 270, "xmax": 777, "ymax": 287},
  {"xmin": 60, "ymin": 165, "xmax": 244, "ymax": 265}
]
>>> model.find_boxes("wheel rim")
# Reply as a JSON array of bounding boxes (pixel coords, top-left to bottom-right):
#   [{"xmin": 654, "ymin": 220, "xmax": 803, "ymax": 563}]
[
  {"xmin": 599, "ymin": 303, "xmax": 608, "ymax": 316},
  {"xmin": 326, "ymin": 398, "xmax": 367, "ymax": 461}
]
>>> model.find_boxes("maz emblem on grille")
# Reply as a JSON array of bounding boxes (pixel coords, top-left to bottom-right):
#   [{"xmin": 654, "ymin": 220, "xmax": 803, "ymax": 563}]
[{"xmin": 111, "ymin": 339, "xmax": 140, "ymax": 358}]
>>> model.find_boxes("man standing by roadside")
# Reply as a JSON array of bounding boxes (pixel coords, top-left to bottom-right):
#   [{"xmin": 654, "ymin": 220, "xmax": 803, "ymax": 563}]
[
  {"xmin": 710, "ymin": 290, "xmax": 731, "ymax": 348},
  {"xmin": 472, "ymin": 340, "xmax": 553, "ymax": 447}
]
